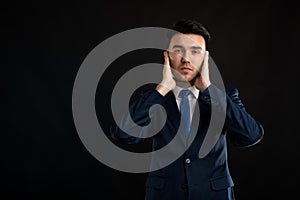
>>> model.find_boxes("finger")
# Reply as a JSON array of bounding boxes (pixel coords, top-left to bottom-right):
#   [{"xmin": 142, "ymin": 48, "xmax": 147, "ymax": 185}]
[
  {"xmin": 201, "ymin": 51, "xmax": 209, "ymax": 70},
  {"xmin": 204, "ymin": 51, "xmax": 209, "ymax": 64},
  {"xmin": 164, "ymin": 51, "xmax": 170, "ymax": 67},
  {"xmin": 202, "ymin": 51, "xmax": 210, "ymax": 75}
]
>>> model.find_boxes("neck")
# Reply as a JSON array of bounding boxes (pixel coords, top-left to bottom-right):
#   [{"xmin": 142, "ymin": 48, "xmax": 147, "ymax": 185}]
[
  {"xmin": 176, "ymin": 78, "xmax": 196, "ymax": 89},
  {"xmin": 176, "ymin": 81, "xmax": 193, "ymax": 89}
]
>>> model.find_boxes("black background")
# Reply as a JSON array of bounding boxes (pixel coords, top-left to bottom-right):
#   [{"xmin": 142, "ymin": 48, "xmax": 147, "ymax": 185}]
[{"xmin": 2, "ymin": 1, "xmax": 300, "ymax": 199}]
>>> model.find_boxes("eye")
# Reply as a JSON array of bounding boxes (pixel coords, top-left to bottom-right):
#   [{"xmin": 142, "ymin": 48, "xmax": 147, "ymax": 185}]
[
  {"xmin": 173, "ymin": 49, "xmax": 182, "ymax": 54},
  {"xmin": 192, "ymin": 50, "xmax": 201, "ymax": 54}
]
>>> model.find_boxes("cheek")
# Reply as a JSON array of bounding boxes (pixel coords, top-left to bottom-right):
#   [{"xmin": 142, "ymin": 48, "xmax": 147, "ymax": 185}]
[
  {"xmin": 192, "ymin": 59, "xmax": 203, "ymax": 68},
  {"xmin": 170, "ymin": 58, "xmax": 180, "ymax": 68},
  {"xmin": 190, "ymin": 70, "xmax": 198, "ymax": 76}
]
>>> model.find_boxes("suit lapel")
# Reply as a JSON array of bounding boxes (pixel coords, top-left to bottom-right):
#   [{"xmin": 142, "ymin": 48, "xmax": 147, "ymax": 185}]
[
  {"xmin": 164, "ymin": 91, "xmax": 191, "ymax": 147},
  {"xmin": 164, "ymin": 91, "xmax": 180, "ymax": 121}
]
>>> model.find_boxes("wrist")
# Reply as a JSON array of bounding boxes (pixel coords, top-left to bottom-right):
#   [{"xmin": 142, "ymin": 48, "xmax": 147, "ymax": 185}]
[
  {"xmin": 198, "ymin": 81, "xmax": 211, "ymax": 93},
  {"xmin": 156, "ymin": 84, "xmax": 171, "ymax": 96}
]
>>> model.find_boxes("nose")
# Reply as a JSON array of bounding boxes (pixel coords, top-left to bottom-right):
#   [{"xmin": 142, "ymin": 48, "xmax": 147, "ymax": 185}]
[{"xmin": 181, "ymin": 52, "xmax": 191, "ymax": 63}]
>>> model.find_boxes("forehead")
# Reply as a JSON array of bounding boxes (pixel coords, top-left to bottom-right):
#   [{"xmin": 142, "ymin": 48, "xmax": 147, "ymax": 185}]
[{"xmin": 169, "ymin": 33, "xmax": 206, "ymax": 48}]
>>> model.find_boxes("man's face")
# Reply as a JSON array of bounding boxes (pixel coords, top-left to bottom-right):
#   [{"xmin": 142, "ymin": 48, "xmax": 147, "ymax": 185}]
[{"xmin": 168, "ymin": 33, "xmax": 206, "ymax": 83}]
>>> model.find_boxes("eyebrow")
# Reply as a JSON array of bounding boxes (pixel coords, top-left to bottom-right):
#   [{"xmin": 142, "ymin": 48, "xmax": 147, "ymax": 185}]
[
  {"xmin": 172, "ymin": 45, "xmax": 203, "ymax": 50},
  {"xmin": 190, "ymin": 46, "xmax": 203, "ymax": 50}
]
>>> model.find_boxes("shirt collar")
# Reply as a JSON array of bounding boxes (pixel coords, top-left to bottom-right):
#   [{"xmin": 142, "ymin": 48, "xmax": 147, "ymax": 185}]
[{"xmin": 172, "ymin": 85, "xmax": 200, "ymax": 99}]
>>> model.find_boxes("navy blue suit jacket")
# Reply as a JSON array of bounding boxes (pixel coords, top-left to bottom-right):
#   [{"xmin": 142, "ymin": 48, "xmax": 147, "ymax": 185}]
[{"xmin": 111, "ymin": 84, "xmax": 264, "ymax": 200}]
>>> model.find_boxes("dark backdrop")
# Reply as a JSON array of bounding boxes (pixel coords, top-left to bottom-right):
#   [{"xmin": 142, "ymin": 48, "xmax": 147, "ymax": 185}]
[{"xmin": 2, "ymin": 1, "xmax": 300, "ymax": 199}]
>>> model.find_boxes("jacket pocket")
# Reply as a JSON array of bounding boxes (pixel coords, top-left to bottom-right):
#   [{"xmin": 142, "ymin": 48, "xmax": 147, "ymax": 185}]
[
  {"xmin": 145, "ymin": 176, "xmax": 165, "ymax": 190},
  {"xmin": 210, "ymin": 175, "xmax": 234, "ymax": 191}
]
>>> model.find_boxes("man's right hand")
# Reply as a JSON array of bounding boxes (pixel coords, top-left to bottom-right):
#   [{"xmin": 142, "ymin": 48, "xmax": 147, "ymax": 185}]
[{"xmin": 156, "ymin": 51, "xmax": 176, "ymax": 96}]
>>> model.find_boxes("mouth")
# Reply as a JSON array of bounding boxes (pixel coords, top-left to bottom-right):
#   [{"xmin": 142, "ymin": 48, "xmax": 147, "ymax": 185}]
[{"xmin": 180, "ymin": 66, "xmax": 192, "ymax": 72}]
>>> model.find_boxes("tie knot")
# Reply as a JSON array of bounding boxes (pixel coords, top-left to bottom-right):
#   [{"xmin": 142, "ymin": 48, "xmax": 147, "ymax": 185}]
[{"xmin": 179, "ymin": 89, "xmax": 191, "ymax": 98}]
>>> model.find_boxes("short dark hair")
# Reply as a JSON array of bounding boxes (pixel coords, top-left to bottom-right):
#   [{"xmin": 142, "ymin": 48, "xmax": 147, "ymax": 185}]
[{"xmin": 168, "ymin": 19, "xmax": 211, "ymax": 44}]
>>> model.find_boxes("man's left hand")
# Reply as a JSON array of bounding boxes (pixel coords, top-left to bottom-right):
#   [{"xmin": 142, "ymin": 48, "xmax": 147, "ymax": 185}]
[{"xmin": 194, "ymin": 51, "xmax": 211, "ymax": 92}]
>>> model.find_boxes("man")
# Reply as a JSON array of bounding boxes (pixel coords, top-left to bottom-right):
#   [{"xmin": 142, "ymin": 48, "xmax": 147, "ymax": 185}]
[{"xmin": 111, "ymin": 19, "xmax": 264, "ymax": 200}]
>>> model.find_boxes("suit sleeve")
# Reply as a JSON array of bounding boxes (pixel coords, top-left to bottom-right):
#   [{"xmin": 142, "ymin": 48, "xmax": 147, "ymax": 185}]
[
  {"xmin": 199, "ymin": 84, "xmax": 264, "ymax": 147},
  {"xmin": 110, "ymin": 88, "xmax": 167, "ymax": 144}
]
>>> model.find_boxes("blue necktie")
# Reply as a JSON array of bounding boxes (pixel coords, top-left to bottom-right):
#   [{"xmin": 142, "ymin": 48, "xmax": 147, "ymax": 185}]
[{"xmin": 179, "ymin": 89, "xmax": 191, "ymax": 139}]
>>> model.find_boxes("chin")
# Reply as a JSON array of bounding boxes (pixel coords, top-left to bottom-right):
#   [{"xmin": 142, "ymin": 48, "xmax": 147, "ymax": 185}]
[{"xmin": 184, "ymin": 74, "xmax": 197, "ymax": 81}]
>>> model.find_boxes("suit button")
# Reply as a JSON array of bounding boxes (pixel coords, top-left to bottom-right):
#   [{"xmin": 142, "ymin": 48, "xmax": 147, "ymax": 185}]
[
  {"xmin": 204, "ymin": 95, "xmax": 211, "ymax": 102},
  {"xmin": 185, "ymin": 158, "xmax": 191, "ymax": 164}
]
